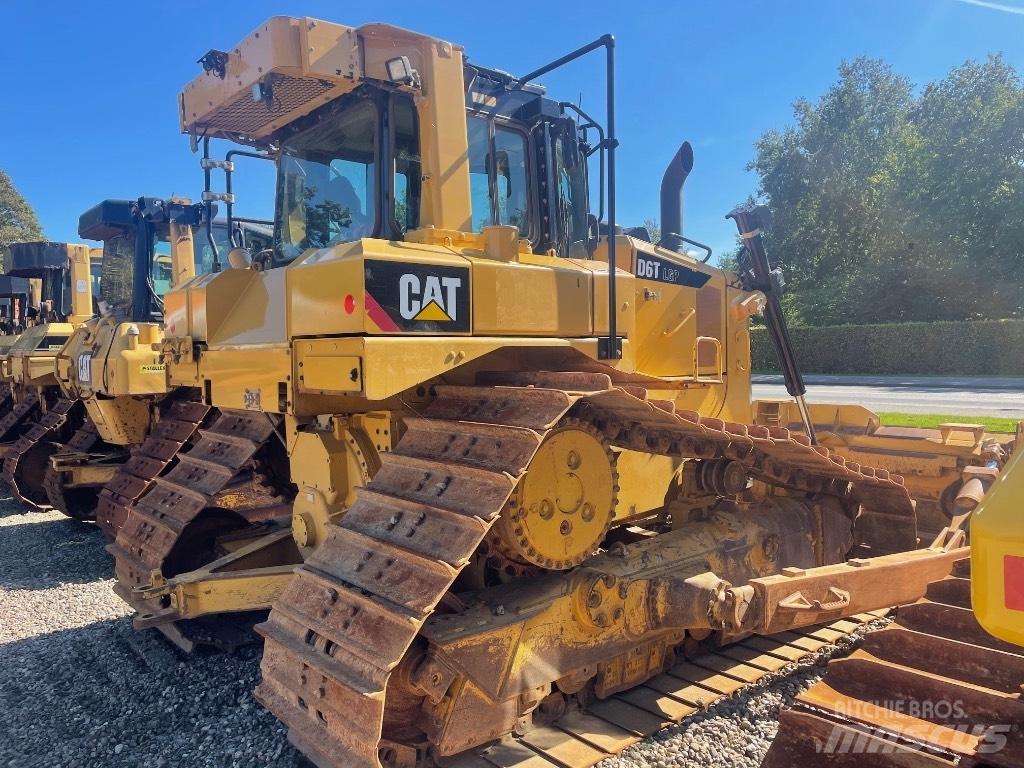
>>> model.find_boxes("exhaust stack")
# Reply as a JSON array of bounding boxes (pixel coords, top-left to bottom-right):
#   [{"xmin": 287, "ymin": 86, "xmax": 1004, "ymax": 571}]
[{"xmin": 659, "ymin": 141, "xmax": 694, "ymax": 252}]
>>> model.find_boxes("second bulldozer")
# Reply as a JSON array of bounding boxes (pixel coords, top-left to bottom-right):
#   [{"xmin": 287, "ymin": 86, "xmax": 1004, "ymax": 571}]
[{"xmin": 48, "ymin": 196, "xmax": 271, "ymax": 524}]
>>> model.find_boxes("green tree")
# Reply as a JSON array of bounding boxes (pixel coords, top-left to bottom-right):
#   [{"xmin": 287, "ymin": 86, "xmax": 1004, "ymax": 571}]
[
  {"xmin": 0, "ymin": 170, "xmax": 44, "ymax": 251},
  {"xmin": 749, "ymin": 56, "xmax": 1024, "ymax": 325}
]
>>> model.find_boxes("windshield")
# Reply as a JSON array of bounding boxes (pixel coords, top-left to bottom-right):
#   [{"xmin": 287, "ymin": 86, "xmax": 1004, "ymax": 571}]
[{"xmin": 274, "ymin": 98, "xmax": 377, "ymax": 264}]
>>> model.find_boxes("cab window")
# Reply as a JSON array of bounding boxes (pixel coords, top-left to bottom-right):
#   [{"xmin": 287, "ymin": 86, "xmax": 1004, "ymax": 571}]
[
  {"xmin": 495, "ymin": 128, "xmax": 529, "ymax": 235},
  {"xmin": 275, "ymin": 98, "xmax": 377, "ymax": 263},
  {"xmin": 467, "ymin": 115, "xmax": 532, "ymax": 238},
  {"xmin": 152, "ymin": 239, "xmax": 172, "ymax": 297},
  {"xmin": 90, "ymin": 261, "xmax": 102, "ymax": 299},
  {"xmin": 468, "ymin": 118, "xmax": 492, "ymax": 231},
  {"xmin": 554, "ymin": 134, "xmax": 589, "ymax": 253},
  {"xmin": 394, "ymin": 96, "xmax": 421, "ymax": 234}
]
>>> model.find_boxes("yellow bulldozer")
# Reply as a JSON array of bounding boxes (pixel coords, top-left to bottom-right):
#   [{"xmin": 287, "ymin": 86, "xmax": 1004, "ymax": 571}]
[
  {"xmin": 0, "ymin": 240, "xmax": 94, "ymax": 508},
  {"xmin": 45, "ymin": 196, "xmax": 272, "ymax": 522},
  {"xmin": 90, "ymin": 15, "xmax": 1016, "ymax": 768},
  {"xmin": 39, "ymin": 196, "xmax": 208, "ymax": 521}
]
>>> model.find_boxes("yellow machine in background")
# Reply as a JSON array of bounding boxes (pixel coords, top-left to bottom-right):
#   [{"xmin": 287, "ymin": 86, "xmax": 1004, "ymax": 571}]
[
  {"xmin": 756, "ymin": 400, "xmax": 1011, "ymax": 540},
  {"xmin": 44, "ymin": 197, "xmax": 203, "ymax": 521},
  {"xmin": 49, "ymin": 197, "xmax": 271, "ymax": 522},
  {"xmin": 765, "ymin": 425, "xmax": 1021, "ymax": 767},
  {"xmin": 972, "ymin": 440, "xmax": 1024, "ymax": 646},
  {"xmin": 0, "ymin": 241, "xmax": 93, "ymax": 508},
  {"xmin": 90, "ymin": 17, "xmax": 985, "ymax": 768}
]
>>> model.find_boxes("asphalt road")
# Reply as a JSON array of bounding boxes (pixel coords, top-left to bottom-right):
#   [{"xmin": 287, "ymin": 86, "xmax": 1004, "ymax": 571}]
[{"xmin": 750, "ymin": 374, "xmax": 1024, "ymax": 418}]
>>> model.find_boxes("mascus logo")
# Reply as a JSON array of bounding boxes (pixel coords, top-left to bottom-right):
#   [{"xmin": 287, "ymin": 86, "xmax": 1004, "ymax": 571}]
[
  {"xmin": 399, "ymin": 274, "xmax": 462, "ymax": 323},
  {"xmin": 364, "ymin": 260, "xmax": 470, "ymax": 333}
]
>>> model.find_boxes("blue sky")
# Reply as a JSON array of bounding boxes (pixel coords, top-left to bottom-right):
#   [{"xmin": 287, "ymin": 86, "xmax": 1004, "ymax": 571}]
[{"xmin": 2, "ymin": 0, "xmax": 1022, "ymax": 262}]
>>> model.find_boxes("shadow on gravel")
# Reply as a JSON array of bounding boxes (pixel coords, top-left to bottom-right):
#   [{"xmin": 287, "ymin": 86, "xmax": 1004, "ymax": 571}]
[
  {"xmin": 0, "ymin": 494, "xmax": 36, "ymax": 519},
  {"xmin": 0, "ymin": 516, "xmax": 111, "ymax": 589},
  {"xmin": 0, "ymin": 616, "xmax": 304, "ymax": 768}
]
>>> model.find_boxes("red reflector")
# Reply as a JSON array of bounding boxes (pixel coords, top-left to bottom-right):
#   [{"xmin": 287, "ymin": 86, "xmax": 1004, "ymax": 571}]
[
  {"xmin": 344, "ymin": 294, "xmax": 356, "ymax": 315},
  {"xmin": 1006, "ymin": 555, "xmax": 1024, "ymax": 612}
]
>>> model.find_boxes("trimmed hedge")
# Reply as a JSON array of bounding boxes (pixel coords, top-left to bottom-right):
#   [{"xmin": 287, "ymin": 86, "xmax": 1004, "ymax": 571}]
[{"xmin": 751, "ymin": 319, "xmax": 1024, "ymax": 376}]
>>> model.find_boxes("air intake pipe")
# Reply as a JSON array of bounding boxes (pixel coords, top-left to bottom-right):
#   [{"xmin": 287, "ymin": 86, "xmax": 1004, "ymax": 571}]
[{"xmin": 659, "ymin": 141, "xmax": 694, "ymax": 252}]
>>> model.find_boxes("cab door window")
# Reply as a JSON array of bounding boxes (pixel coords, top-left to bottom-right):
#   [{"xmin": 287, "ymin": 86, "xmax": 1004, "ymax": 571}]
[
  {"xmin": 466, "ymin": 115, "xmax": 532, "ymax": 238},
  {"xmin": 554, "ymin": 134, "xmax": 589, "ymax": 253},
  {"xmin": 275, "ymin": 98, "xmax": 378, "ymax": 264}
]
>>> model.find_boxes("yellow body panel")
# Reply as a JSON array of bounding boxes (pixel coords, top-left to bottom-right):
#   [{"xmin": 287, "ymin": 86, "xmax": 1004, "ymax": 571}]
[
  {"xmin": 8, "ymin": 322, "xmax": 75, "ymax": 388},
  {"xmin": 197, "ymin": 346, "xmax": 291, "ymax": 413},
  {"xmin": 66, "ymin": 243, "xmax": 93, "ymax": 325},
  {"xmin": 972, "ymin": 447, "xmax": 1024, "ymax": 647},
  {"xmin": 469, "ymin": 253, "xmax": 592, "ymax": 336},
  {"xmin": 56, "ymin": 317, "xmax": 166, "ymax": 445},
  {"xmin": 165, "ymin": 232, "xmax": 749, "ymax": 422}
]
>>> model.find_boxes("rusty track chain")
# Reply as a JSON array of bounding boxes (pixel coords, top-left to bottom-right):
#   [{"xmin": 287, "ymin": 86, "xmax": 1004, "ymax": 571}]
[
  {"xmin": 95, "ymin": 399, "xmax": 212, "ymax": 539},
  {"xmin": 43, "ymin": 420, "xmax": 104, "ymax": 520},
  {"xmin": 108, "ymin": 407, "xmax": 284, "ymax": 621},
  {"xmin": 0, "ymin": 391, "xmax": 40, "ymax": 448},
  {"xmin": 0, "ymin": 396, "xmax": 82, "ymax": 509}
]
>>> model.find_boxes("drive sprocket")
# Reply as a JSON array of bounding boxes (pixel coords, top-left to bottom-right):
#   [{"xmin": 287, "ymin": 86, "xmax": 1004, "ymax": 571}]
[{"xmin": 492, "ymin": 418, "xmax": 618, "ymax": 570}]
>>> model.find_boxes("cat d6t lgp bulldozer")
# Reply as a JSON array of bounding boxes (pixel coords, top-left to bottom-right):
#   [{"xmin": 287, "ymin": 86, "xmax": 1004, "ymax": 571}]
[{"xmin": 101, "ymin": 17, "xmax": 1006, "ymax": 768}]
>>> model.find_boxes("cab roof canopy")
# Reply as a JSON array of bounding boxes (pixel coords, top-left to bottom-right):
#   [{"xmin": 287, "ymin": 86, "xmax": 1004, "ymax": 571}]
[
  {"xmin": 179, "ymin": 17, "xmax": 460, "ymax": 143},
  {"xmin": 78, "ymin": 199, "xmax": 135, "ymax": 241},
  {"xmin": 7, "ymin": 242, "xmax": 74, "ymax": 275}
]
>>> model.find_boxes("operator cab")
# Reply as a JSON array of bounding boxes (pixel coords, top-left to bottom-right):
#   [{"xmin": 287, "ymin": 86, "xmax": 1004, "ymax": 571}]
[
  {"xmin": 78, "ymin": 198, "xmax": 271, "ymax": 321},
  {"xmin": 463, "ymin": 65, "xmax": 590, "ymax": 258},
  {"xmin": 193, "ymin": 37, "xmax": 594, "ymax": 269},
  {"xmin": 269, "ymin": 75, "xmax": 589, "ymax": 265}
]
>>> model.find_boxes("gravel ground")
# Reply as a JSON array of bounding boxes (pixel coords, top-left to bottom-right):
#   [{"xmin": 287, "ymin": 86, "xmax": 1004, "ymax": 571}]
[
  {"xmin": 596, "ymin": 618, "xmax": 889, "ymax": 768},
  {"xmin": 0, "ymin": 497, "xmax": 304, "ymax": 768},
  {"xmin": 0, "ymin": 493, "xmax": 882, "ymax": 768}
]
